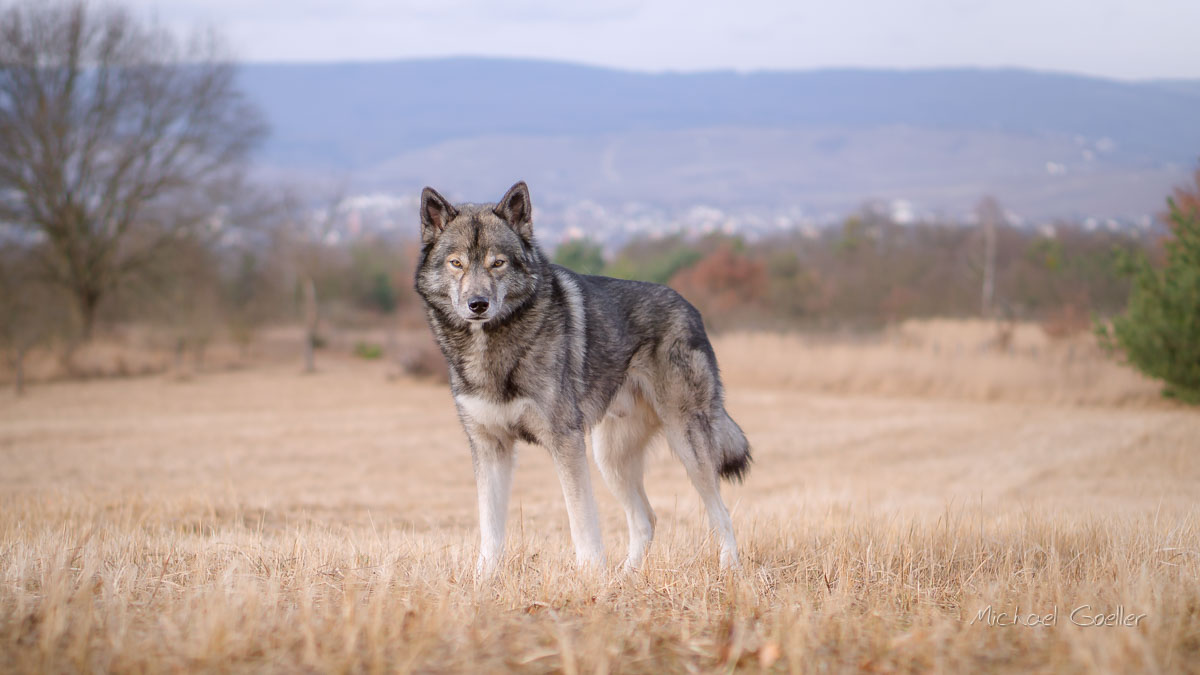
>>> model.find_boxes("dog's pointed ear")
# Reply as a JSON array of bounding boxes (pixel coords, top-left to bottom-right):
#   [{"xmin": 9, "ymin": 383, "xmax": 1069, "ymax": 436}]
[
  {"xmin": 420, "ymin": 187, "xmax": 457, "ymax": 244},
  {"xmin": 494, "ymin": 181, "xmax": 533, "ymax": 239}
]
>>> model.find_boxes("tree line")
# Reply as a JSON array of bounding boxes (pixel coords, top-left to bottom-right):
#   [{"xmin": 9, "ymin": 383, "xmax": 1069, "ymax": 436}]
[{"xmin": 555, "ymin": 207, "xmax": 1161, "ymax": 333}]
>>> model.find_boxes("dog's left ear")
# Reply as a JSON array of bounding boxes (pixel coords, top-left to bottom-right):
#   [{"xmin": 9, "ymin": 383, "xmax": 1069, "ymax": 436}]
[{"xmin": 494, "ymin": 181, "xmax": 533, "ymax": 239}]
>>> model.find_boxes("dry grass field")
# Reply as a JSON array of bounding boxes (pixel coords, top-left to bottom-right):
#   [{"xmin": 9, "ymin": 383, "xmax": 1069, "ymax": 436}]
[{"xmin": 2, "ymin": 326, "xmax": 1199, "ymax": 673}]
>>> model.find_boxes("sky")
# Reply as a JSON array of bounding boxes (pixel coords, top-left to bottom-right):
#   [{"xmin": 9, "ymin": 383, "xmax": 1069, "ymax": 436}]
[{"xmin": 128, "ymin": 0, "xmax": 1200, "ymax": 80}]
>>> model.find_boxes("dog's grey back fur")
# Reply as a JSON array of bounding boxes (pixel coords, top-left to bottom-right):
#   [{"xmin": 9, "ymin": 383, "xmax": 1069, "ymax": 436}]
[{"xmin": 416, "ymin": 181, "xmax": 749, "ymax": 571}]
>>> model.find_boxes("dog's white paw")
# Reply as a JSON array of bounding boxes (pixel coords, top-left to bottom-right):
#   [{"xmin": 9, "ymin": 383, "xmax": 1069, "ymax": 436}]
[{"xmin": 475, "ymin": 555, "xmax": 500, "ymax": 579}]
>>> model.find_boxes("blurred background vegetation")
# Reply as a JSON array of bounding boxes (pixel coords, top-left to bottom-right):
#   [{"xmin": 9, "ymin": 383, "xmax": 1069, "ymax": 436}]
[
  {"xmin": 5, "ymin": 173, "xmax": 1195, "ymax": 392},
  {"xmin": 0, "ymin": 1, "xmax": 1197, "ymax": 403}
]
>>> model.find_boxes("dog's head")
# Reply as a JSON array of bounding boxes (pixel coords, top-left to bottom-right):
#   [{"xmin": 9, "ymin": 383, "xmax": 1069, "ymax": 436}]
[{"xmin": 415, "ymin": 181, "xmax": 542, "ymax": 327}]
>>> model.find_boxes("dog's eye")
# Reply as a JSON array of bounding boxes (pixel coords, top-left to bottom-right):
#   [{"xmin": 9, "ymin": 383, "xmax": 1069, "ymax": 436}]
[
  {"xmin": 491, "ymin": 259, "xmax": 506, "ymax": 269},
  {"xmin": 448, "ymin": 259, "xmax": 462, "ymax": 269}
]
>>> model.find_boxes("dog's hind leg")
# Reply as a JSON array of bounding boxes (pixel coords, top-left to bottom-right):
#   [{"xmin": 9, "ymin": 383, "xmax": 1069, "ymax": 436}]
[
  {"xmin": 550, "ymin": 433, "xmax": 605, "ymax": 569},
  {"xmin": 593, "ymin": 394, "xmax": 661, "ymax": 570},
  {"xmin": 664, "ymin": 413, "xmax": 740, "ymax": 569}
]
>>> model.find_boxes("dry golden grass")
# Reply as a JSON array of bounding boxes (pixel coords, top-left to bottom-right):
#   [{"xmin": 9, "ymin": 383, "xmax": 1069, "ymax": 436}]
[
  {"xmin": 2, "ymin": 328, "xmax": 1199, "ymax": 673},
  {"xmin": 716, "ymin": 320, "xmax": 1165, "ymax": 407}
]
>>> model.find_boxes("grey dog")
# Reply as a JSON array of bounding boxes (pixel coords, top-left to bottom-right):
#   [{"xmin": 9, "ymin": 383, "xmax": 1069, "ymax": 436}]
[{"xmin": 415, "ymin": 181, "xmax": 750, "ymax": 573}]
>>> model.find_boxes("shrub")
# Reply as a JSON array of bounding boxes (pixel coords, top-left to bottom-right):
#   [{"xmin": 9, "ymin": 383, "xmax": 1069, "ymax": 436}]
[
  {"xmin": 1098, "ymin": 172, "xmax": 1200, "ymax": 403},
  {"xmin": 353, "ymin": 341, "xmax": 383, "ymax": 360},
  {"xmin": 391, "ymin": 332, "xmax": 448, "ymax": 381},
  {"xmin": 669, "ymin": 244, "xmax": 767, "ymax": 326},
  {"xmin": 605, "ymin": 235, "xmax": 702, "ymax": 284},
  {"xmin": 554, "ymin": 238, "xmax": 606, "ymax": 275}
]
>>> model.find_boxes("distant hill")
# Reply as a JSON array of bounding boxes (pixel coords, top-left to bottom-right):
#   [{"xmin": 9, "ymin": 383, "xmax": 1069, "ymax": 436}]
[{"xmin": 238, "ymin": 58, "xmax": 1200, "ymax": 219}]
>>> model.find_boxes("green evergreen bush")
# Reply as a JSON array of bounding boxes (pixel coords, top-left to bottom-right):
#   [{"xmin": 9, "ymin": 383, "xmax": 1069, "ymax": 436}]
[{"xmin": 1098, "ymin": 186, "xmax": 1200, "ymax": 404}]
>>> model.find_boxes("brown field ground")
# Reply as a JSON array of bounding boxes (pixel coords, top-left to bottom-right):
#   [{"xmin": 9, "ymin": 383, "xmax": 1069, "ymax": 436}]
[{"xmin": 2, "ymin": 325, "xmax": 1199, "ymax": 673}]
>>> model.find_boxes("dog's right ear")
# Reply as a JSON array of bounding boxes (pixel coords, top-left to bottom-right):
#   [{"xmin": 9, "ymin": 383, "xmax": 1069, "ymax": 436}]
[{"xmin": 420, "ymin": 187, "xmax": 458, "ymax": 244}]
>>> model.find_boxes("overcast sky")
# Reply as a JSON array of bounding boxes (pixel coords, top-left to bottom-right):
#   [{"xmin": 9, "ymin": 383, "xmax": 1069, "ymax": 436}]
[{"xmin": 128, "ymin": 0, "xmax": 1200, "ymax": 80}]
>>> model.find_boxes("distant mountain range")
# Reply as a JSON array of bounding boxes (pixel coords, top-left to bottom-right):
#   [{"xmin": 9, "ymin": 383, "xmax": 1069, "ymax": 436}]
[{"xmin": 237, "ymin": 58, "xmax": 1200, "ymax": 225}]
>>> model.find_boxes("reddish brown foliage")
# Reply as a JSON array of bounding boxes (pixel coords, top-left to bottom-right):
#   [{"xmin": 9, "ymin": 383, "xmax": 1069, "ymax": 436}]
[
  {"xmin": 1170, "ymin": 169, "xmax": 1200, "ymax": 221},
  {"xmin": 1040, "ymin": 302, "xmax": 1092, "ymax": 340},
  {"xmin": 668, "ymin": 244, "xmax": 768, "ymax": 321},
  {"xmin": 880, "ymin": 286, "xmax": 921, "ymax": 323}
]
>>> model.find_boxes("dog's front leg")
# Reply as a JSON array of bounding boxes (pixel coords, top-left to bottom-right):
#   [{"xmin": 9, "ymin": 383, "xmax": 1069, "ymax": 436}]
[
  {"xmin": 550, "ymin": 434, "xmax": 605, "ymax": 568},
  {"xmin": 470, "ymin": 434, "xmax": 514, "ymax": 576}
]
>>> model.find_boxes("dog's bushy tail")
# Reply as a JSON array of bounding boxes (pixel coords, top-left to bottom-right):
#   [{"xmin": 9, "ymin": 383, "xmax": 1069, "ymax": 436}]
[{"xmin": 714, "ymin": 408, "xmax": 751, "ymax": 483}]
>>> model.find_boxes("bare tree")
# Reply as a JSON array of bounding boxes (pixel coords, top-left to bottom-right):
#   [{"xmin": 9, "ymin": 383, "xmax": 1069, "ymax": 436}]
[
  {"xmin": 975, "ymin": 196, "xmax": 1003, "ymax": 317},
  {"xmin": 276, "ymin": 186, "xmax": 343, "ymax": 374},
  {"xmin": 0, "ymin": 244, "xmax": 69, "ymax": 394},
  {"xmin": 224, "ymin": 248, "xmax": 274, "ymax": 362},
  {"xmin": 140, "ymin": 233, "xmax": 221, "ymax": 376},
  {"xmin": 301, "ymin": 276, "xmax": 318, "ymax": 373},
  {"xmin": 0, "ymin": 1, "xmax": 266, "ymax": 339}
]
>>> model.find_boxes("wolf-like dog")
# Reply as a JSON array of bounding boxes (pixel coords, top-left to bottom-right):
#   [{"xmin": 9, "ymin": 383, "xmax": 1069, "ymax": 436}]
[{"xmin": 415, "ymin": 181, "xmax": 750, "ymax": 573}]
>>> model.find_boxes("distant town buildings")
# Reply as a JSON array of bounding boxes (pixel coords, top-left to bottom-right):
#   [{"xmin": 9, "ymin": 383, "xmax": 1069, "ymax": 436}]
[{"xmin": 319, "ymin": 192, "xmax": 1157, "ymax": 250}]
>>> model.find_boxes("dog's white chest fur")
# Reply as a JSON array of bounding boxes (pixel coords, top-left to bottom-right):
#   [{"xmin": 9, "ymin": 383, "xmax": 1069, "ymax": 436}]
[{"xmin": 455, "ymin": 394, "xmax": 532, "ymax": 433}]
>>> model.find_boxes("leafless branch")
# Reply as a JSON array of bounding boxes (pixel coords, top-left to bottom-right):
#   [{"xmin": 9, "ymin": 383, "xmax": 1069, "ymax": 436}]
[{"xmin": 0, "ymin": 1, "xmax": 266, "ymax": 337}]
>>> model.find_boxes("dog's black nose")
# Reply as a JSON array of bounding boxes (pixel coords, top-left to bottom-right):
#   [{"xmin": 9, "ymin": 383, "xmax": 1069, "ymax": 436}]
[{"xmin": 467, "ymin": 296, "xmax": 489, "ymax": 315}]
